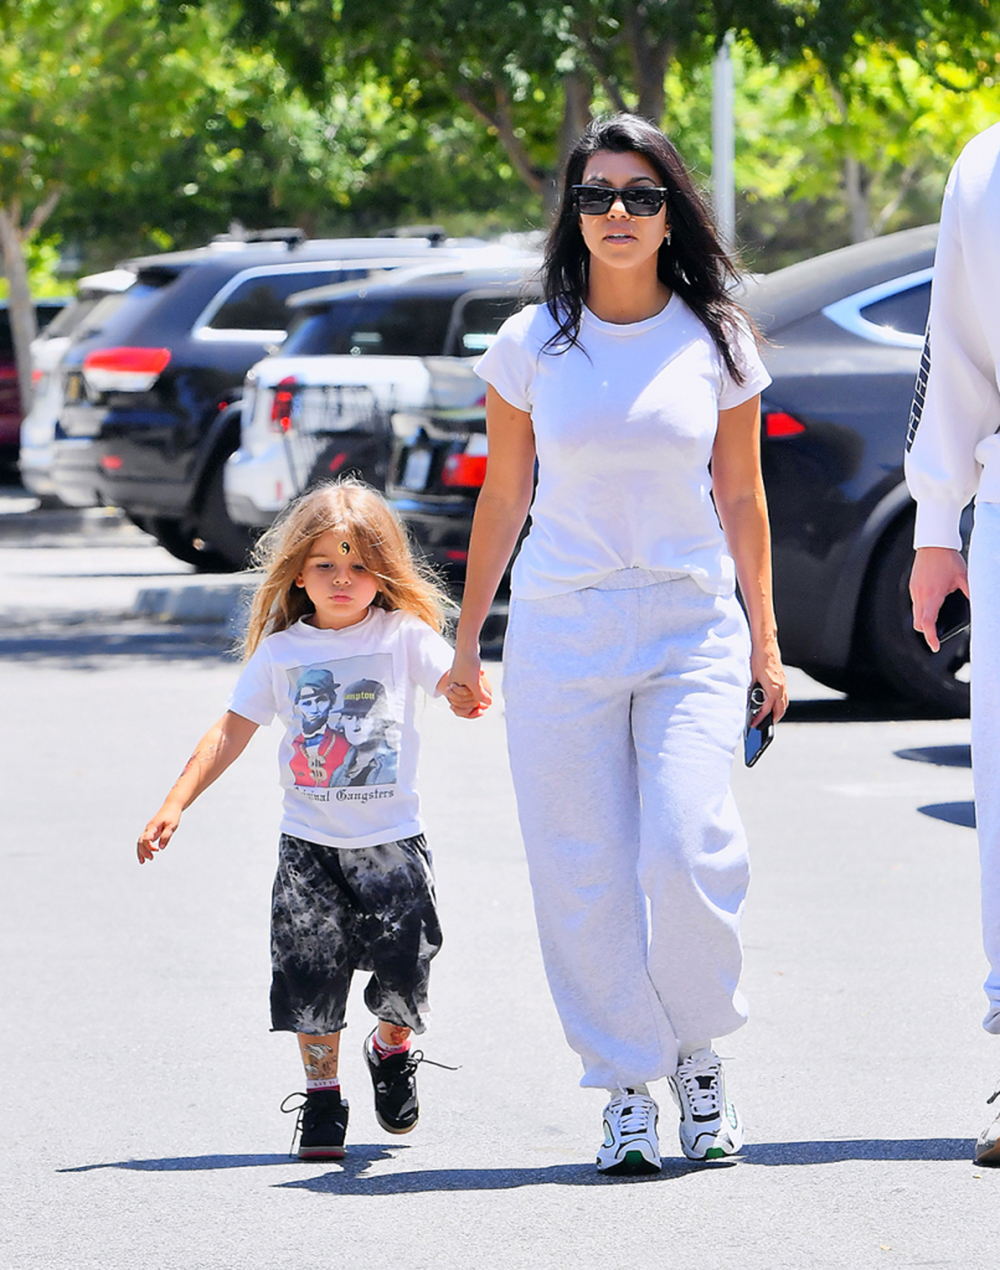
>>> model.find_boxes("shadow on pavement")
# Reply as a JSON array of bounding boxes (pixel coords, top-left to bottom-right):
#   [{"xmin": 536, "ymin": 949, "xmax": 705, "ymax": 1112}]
[
  {"xmin": 58, "ymin": 1137, "xmax": 975, "ymax": 1189},
  {"xmin": 918, "ymin": 802, "xmax": 976, "ymax": 828},
  {"xmin": 0, "ymin": 629, "xmax": 236, "ymax": 664},
  {"xmin": 59, "ymin": 1153, "xmax": 298, "ymax": 1172},
  {"xmin": 743, "ymin": 1138, "xmax": 973, "ymax": 1164},
  {"xmin": 274, "ymin": 1138, "xmax": 975, "ymax": 1194},
  {"xmin": 896, "ymin": 744, "xmax": 971, "ymax": 768}
]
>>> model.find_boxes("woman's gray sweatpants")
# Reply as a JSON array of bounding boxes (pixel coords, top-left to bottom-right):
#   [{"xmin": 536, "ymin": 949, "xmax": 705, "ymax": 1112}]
[
  {"xmin": 969, "ymin": 502, "xmax": 1000, "ymax": 1033},
  {"xmin": 502, "ymin": 569, "xmax": 751, "ymax": 1090}
]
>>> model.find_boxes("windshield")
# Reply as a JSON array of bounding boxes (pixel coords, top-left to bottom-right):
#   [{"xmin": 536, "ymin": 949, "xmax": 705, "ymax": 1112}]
[{"xmin": 284, "ymin": 296, "xmax": 457, "ymax": 358}]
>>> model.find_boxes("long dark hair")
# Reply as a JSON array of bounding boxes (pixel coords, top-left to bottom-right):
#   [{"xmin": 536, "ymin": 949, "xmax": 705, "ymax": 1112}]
[{"xmin": 543, "ymin": 114, "xmax": 749, "ymax": 382}]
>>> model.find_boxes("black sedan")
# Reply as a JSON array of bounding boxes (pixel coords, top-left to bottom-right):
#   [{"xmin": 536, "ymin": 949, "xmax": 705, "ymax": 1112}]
[{"xmin": 388, "ymin": 224, "xmax": 969, "ymax": 715}]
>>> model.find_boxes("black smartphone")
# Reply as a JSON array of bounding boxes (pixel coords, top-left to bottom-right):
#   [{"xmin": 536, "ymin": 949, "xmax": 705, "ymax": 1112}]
[
  {"xmin": 935, "ymin": 589, "xmax": 970, "ymax": 644},
  {"xmin": 744, "ymin": 683, "xmax": 773, "ymax": 768}
]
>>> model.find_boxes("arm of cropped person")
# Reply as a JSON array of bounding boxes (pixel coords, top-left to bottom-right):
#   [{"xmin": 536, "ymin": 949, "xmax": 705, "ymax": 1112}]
[
  {"xmin": 712, "ymin": 393, "xmax": 788, "ymax": 724},
  {"xmin": 449, "ymin": 385, "xmax": 536, "ymax": 705},
  {"xmin": 137, "ymin": 711, "xmax": 259, "ymax": 862}
]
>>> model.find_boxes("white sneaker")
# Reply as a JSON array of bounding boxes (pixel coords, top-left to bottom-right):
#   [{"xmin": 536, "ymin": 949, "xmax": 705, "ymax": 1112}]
[
  {"xmin": 596, "ymin": 1088, "xmax": 661, "ymax": 1175},
  {"xmin": 668, "ymin": 1048, "xmax": 743, "ymax": 1161},
  {"xmin": 975, "ymin": 1086, "xmax": 1000, "ymax": 1164}
]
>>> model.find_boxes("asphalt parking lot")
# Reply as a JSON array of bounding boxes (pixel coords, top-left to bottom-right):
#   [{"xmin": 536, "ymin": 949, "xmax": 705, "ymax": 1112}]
[{"xmin": 1, "ymin": 490, "xmax": 996, "ymax": 1270}]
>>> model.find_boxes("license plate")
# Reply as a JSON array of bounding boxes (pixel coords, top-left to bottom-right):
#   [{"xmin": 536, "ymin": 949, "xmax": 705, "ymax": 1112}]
[
  {"xmin": 401, "ymin": 448, "xmax": 432, "ymax": 491},
  {"xmin": 60, "ymin": 404, "xmax": 102, "ymax": 437}
]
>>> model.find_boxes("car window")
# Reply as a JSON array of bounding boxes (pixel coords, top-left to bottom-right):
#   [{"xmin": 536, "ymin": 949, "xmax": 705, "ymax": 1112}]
[
  {"xmin": 858, "ymin": 282, "xmax": 931, "ymax": 338},
  {"xmin": 451, "ymin": 295, "xmax": 523, "ymax": 354},
  {"xmin": 206, "ymin": 269, "xmax": 365, "ymax": 332},
  {"xmin": 285, "ymin": 296, "xmax": 457, "ymax": 357},
  {"xmin": 0, "ymin": 302, "xmax": 65, "ymax": 356},
  {"xmin": 40, "ymin": 296, "xmax": 102, "ymax": 341},
  {"xmin": 71, "ymin": 284, "xmax": 162, "ymax": 343}
]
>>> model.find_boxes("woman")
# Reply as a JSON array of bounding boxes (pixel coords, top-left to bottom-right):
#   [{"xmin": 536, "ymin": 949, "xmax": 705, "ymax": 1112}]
[{"xmin": 448, "ymin": 114, "xmax": 787, "ymax": 1175}]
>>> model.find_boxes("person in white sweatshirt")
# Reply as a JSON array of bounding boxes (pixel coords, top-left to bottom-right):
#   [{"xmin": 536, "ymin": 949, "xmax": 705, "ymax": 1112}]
[{"xmin": 904, "ymin": 121, "xmax": 1000, "ymax": 1164}]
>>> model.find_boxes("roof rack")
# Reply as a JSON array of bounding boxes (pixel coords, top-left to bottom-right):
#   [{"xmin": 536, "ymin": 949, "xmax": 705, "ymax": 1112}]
[
  {"xmin": 211, "ymin": 225, "xmax": 308, "ymax": 248},
  {"xmin": 376, "ymin": 225, "xmax": 448, "ymax": 246}
]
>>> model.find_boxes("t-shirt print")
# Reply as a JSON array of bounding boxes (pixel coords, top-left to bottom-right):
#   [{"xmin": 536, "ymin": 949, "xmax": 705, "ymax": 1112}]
[{"xmin": 287, "ymin": 653, "xmax": 399, "ymax": 789}]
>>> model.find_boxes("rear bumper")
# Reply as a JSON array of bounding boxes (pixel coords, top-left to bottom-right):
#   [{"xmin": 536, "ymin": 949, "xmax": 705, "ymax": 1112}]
[
  {"xmin": 50, "ymin": 440, "xmax": 103, "ymax": 507},
  {"xmin": 224, "ymin": 443, "xmax": 293, "ymax": 526}
]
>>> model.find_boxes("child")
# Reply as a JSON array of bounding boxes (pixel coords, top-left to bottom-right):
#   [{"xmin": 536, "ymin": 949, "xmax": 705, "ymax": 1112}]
[{"xmin": 137, "ymin": 480, "xmax": 491, "ymax": 1160}]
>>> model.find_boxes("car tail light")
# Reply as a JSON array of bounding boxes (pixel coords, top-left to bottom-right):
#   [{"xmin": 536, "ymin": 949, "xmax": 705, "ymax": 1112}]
[
  {"xmin": 270, "ymin": 376, "xmax": 297, "ymax": 433},
  {"xmin": 31, "ymin": 369, "xmax": 43, "ymax": 384},
  {"xmin": 445, "ymin": 549, "xmax": 469, "ymax": 562},
  {"xmin": 441, "ymin": 453, "xmax": 488, "ymax": 488},
  {"xmin": 326, "ymin": 452, "xmax": 348, "ymax": 473},
  {"xmin": 100, "ymin": 454, "xmax": 123, "ymax": 471},
  {"xmin": 82, "ymin": 347, "xmax": 171, "ymax": 393},
  {"xmin": 764, "ymin": 411, "xmax": 806, "ymax": 438}
]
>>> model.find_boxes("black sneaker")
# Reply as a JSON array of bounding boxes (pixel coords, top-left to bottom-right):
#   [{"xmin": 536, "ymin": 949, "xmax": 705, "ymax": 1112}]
[
  {"xmin": 364, "ymin": 1031, "xmax": 422, "ymax": 1134},
  {"xmin": 281, "ymin": 1089, "xmax": 349, "ymax": 1161}
]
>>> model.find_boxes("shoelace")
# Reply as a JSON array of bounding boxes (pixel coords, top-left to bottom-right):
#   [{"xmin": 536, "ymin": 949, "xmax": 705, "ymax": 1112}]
[
  {"xmin": 674, "ymin": 1057, "xmax": 722, "ymax": 1119},
  {"xmin": 280, "ymin": 1090, "xmax": 347, "ymax": 1158},
  {"xmin": 372, "ymin": 1046, "xmax": 461, "ymax": 1075},
  {"xmin": 280, "ymin": 1091, "xmax": 311, "ymax": 1157},
  {"xmin": 612, "ymin": 1092, "xmax": 654, "ymax": 1137}
]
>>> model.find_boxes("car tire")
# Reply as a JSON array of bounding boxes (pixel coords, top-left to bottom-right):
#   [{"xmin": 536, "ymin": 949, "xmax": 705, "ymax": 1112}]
[
  {"xmin": 861, "ymin": 514, "xmax": 970, "ymax": 717},
  {"xmin": 148, "ymin": 515, "xmax": 234, "ymax": 573},
  {"xmin": 194, "ymin": 456, "xmax": 257, "ymax": 571},
  {"xmin": 801, "ymin": 663, "xmax": 893, "ymax": 701}
]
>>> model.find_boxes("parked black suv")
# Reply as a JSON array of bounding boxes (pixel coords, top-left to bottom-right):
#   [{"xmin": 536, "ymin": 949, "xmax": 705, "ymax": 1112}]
[
  {"xmin": 49, "ymin": 230, "xmax": 487, "ymax": 569},
  {"xmin": 388, "ymin": 225, "xmax": 968, "ymax": 716}
]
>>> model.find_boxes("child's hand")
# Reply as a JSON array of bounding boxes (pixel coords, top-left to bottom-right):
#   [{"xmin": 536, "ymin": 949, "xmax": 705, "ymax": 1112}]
[
  {"xmin": 443, "ymin": 670, "xmax": 493, "ymax": 719},
  {"xmin": 137, "ymin": 805, "xmax": 181, "ymax": 863}
]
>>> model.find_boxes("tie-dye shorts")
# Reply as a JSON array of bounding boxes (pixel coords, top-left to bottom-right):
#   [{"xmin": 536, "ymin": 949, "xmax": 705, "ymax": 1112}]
[{"xmin": 269, "ymin": 832, "xmax": 442, "ymax": 1036}]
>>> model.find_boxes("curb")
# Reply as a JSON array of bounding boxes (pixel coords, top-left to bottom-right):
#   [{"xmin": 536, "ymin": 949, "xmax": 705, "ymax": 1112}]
[{"xmin": 133, "ymin": 579, "xmax": 257, "ymax": 626}]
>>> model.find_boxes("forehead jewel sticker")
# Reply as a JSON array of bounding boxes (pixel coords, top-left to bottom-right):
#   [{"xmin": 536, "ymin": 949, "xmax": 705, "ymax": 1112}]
[{"xmin": 339, "ymin": 540, "xmax": 351, "ymax": 555}]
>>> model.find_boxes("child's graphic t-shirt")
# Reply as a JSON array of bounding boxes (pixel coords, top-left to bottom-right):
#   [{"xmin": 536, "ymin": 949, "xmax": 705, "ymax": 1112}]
[{"xmin": 228, "ymin": 608, "xmax": 454, "ymax": 849}]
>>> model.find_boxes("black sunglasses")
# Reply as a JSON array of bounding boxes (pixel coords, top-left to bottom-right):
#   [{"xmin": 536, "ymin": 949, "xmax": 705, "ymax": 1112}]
[{"xmin": 572, "ymin": 184, "xmax": 669, "ymax": 216}]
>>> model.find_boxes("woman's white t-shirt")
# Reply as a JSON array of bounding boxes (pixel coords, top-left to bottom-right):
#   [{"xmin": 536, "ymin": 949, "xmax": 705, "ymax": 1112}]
[
  {"xmin": 474, "ymin": 295, "xmax": 770, "ymax": 600},
  {"xmin": 227, "ymin": 608, "xmax": 454, "ymax": 849}
]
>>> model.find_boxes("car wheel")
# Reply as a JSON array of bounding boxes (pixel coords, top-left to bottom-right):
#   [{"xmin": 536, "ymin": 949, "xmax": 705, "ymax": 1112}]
[
  {"xmin": 861, "ymin": 514, "xmax": 970, "ymax": 717},
  {"xmin": 801, "ymin": 663, "xmax": 894, "ymax": 701},
  {"xmin": 148, "ymin": 515, "xmax": 234, "ymax": 573},
  {"xmin": 194, "ymin": 457, "xmax": 257, "ymax": 571}
]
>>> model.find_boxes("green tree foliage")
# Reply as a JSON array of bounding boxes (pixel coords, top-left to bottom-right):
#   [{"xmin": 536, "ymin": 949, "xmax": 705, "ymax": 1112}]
[{"xmin": 0, "ymin": 0, "xmax": 234, "ymax": 405}]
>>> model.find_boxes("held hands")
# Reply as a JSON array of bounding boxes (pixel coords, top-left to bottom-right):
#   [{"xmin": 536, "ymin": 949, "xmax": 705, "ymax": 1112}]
[
  {"xmin": 442, "ymin": 650, "xmax": 493, "ymax": 719},
  {"xmin": 750, "ymin": 634, "xmax": 788, "ymax": 725},
  {"xmin": 137, "ymin": 803, "xmax": 181, "ymax": 863},
  {"xmin": 910, "ymin": 546, "xmax": 969, "ymax": 654}
]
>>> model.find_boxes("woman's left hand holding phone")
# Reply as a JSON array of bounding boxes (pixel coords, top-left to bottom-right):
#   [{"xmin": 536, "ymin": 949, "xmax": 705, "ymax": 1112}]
[{"xmin": 749, "ymin": 633, "xmax": 787, "ymax": 726}]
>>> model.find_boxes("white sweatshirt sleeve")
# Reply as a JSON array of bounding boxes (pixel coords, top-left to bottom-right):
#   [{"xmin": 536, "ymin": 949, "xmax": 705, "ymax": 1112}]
[{"xmin": 905, "ymin": 148, "xmax": 1000, "ymax": 549}]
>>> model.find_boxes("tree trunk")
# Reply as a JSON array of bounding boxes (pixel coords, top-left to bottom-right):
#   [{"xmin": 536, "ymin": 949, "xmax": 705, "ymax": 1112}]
[
  {"xmin": 0, "ymin": 204, "xmax": 38, "ymax": 416},
  {"xmin": 622, "ymin": 4, "xmax": 673, "ymax": 123},
  {"xmin": 0, "ymin": 186, "xmax": 61, "ymax": 416},
  {"xmin": 844, "ymin": 155, "xmax": 872, "ymax": 243},
  {"xmin": 554, "ymin": 71, "xmax": 594, "ymax": 207}
]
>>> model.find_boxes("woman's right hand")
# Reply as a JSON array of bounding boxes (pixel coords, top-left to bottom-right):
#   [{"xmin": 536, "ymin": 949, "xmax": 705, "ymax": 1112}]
[{"xmin": 447, "ymin": 647, "xmax": 493, "ymax": 718}]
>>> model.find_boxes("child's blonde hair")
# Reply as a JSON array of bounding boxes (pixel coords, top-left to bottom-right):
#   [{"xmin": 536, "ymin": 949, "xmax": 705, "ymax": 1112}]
[{"xmin": 243, "ymin": 480, "xmax": 452, "ymax": 658}]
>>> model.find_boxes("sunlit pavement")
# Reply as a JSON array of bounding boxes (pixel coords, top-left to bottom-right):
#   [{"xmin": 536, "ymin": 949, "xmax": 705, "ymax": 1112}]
[{"xmin": 0, "ymin": 496, "xmax": 993, "ymax": 1270}]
